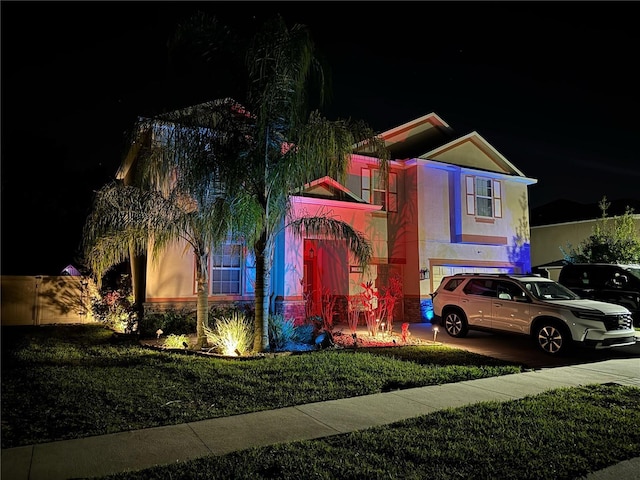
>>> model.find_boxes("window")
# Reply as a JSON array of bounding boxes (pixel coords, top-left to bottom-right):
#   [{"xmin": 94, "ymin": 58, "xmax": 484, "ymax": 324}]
[
  {"xmin": 496, "ymin": 280, "xmax": 525, "ymax": 301},
  {"xmin": 476, "ymin": 178, "xmax": 493, "ymax": 217},
  {"xmin": 442, "ymin": 278, "xmax": 465, "ymax": 291},
  {"xmin": 466, "ymin": 176, "xmax": 502, "ymax": 218},
  {"xmin": 463, "ymin": 278, "xmax": 497, "ymax": 297},
  {"xmin": 361, "ymin": 168, "xmax": 397, "ymax": 212},
  {"xmin": 211, "ymin": 243, "xmax": 242, "ymax": 294}
]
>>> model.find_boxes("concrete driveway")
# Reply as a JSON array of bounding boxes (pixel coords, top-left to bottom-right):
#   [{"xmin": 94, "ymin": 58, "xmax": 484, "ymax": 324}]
[{"xmin": 402, "ymin": 322, "xmax": 640, "ymax": 369}]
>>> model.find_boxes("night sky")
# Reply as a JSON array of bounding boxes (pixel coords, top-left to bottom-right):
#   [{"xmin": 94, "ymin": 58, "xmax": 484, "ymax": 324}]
[{"xmin": 2, "ymin": 1, "xmax": 639, "ymax": 275}]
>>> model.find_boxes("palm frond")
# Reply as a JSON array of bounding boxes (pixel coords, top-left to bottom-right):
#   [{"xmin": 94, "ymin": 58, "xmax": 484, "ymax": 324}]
[{"xmin": 287, "ymin": 216, "xmax": 372, "ymax": 267}]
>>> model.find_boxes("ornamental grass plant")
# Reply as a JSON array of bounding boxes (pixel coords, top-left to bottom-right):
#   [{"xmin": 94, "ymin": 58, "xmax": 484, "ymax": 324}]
[{"xmin": 203, "ymin": 312, "xmax": 254, "ymax": 356}]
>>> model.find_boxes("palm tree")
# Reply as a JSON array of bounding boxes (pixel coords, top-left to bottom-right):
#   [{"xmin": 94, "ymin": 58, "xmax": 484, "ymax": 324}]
[
  {"xmin": 84, "ymin": 13, "xmax": 388, "ymax": 352},
  {"xmin": 82, "ymin": 101, "xmax": 239, "ymax": 349},
  {"xmin": 169, "ymin": 13, "xmax": 389, "ymax": 351}
]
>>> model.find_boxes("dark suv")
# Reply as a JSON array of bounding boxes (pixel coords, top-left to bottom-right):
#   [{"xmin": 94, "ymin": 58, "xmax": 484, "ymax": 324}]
[
  {"xmin": 431, "ymin": 273, "xmax": 636, "ymax": 355},
  {"xmin": 558, "ymin": 263, "xmax": 640, "ymax": 327}
]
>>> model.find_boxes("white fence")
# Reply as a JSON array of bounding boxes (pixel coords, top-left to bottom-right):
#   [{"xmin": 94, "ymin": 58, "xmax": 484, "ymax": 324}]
[{"xmin": 1, "ymin": 276, "xmax": 95, "ymax": 326}]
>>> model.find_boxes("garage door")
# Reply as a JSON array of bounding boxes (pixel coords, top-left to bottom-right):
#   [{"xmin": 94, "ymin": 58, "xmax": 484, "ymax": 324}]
[{"xmin": 431, "ymin": 265, "xmax": 514, "ymax": 290}]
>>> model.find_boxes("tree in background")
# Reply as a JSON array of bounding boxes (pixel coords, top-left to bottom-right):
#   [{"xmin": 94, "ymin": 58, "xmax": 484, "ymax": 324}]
[{"xmin": 562, "ymin": 196, "xmax": 640, "ymax": 264}]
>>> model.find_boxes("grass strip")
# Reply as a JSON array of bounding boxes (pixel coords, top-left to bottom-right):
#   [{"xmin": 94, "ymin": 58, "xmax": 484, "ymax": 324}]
[{"xmin": 93, "ymin": 384, "xmax": 640, "ymax": 480}]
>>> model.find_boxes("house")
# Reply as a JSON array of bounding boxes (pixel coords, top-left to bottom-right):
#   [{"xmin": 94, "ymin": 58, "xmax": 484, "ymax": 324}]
[
  {"xmin": 118, "ymin": 105, "xmax": 537, "ymax": 324},
  {"xmin": 530, "ymin": 199, "xmax": 640, "ymax": 281}
]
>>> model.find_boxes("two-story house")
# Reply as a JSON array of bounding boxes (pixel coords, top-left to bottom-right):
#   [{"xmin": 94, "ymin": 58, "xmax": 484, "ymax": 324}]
[{"xmin": 118, "ymin": 105, "xmax": 537, "ymax": 325}]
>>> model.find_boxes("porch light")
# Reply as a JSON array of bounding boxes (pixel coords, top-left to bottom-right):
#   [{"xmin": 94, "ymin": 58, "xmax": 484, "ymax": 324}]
[{"xmin": 419, "ymin": 268, "xmax": 430, "ymax": 280}]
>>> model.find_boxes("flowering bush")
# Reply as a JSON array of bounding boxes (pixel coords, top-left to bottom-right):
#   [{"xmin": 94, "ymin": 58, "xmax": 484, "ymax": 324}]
[
  {"xmin": 90, "ymin": 272, "xmax": 135, "ymax": 333},
  {"xmin": 360, "ymin": 280, "xmax": 379, "ymax": 336}
]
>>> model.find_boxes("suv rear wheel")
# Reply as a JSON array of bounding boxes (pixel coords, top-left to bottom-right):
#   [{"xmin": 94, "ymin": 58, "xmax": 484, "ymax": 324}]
[
  {"xmin": 443, "ymin": 309, "xmax": 468, "ymax": 338},
  {"xmin": 535, "ymin": 321, "xmax": 570, "ymax": 355}
]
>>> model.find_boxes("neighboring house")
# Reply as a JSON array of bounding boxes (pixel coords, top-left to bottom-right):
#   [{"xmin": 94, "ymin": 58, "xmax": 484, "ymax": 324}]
[
  {"xmin": 530, "ymin": 203, "xmax": 640, "ymax": 281},
  {"xmin": 119, "ymin": 105, "xmax": 537, "ymax": 324}
]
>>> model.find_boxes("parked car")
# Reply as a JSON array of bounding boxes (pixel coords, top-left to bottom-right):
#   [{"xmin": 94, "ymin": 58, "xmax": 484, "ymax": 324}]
[
  {"xmin": 558, "ymin": 263, "xmax": 640, "ymax": 327},
  {"xmin": 431, "ymin": 273, "xmax": 636, "ymax": 355}
]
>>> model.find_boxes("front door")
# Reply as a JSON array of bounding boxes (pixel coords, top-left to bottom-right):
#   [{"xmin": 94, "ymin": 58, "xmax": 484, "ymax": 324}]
[
  {"xmin": 304, "ymin": 240, "xmax": 319, "ymax": 317},
  {"xmin": 303, "ymin": 239, "xmax": 348, "ymax": 321}
]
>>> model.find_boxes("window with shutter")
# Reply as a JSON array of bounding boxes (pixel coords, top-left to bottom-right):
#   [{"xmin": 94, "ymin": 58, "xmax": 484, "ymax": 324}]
[{"xmin": 466, "ymin": 175, "xmax": 502, "ymax": 218}]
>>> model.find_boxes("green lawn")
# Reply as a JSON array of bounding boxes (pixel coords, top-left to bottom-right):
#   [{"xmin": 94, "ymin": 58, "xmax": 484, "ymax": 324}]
[
  {"xmin": 96, "ymin": 384, "xmax": 640, "ymax": 480},
  {"xmin": 0, "ymin": 324, "xmax": 522, "ymax": 449}
]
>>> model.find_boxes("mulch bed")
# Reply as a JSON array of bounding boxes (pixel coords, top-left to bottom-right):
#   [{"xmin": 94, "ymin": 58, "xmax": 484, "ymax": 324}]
[{"xmin": 137, "ymin": 326, "xmax": 432, "ymax": 358}]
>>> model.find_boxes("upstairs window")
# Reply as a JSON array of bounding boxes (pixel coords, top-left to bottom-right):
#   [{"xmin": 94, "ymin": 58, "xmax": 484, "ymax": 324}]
[
  {"xmin": 476, "ymin": 178, "xmax": 493, "ymax": 217},
  {"xmin": 466, "ymin": 176, "xmax": 502, "ymax": 218},
  {"xmin": 211, "ymin": 243, "xmax": 242, "ymax": 294},
  {"xmin": 361, "ymin": 168, "xmax": 397, "ymax": 212}
]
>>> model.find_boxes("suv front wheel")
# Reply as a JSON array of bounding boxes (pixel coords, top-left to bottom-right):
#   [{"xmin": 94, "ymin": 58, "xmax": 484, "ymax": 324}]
[
  {"xmin": 443, "ymin": 309, "xmax": 469, "ymax": 338},
  {"xmin": 534, "ymin": 321, "xmax": 570, "ymax": 355}
]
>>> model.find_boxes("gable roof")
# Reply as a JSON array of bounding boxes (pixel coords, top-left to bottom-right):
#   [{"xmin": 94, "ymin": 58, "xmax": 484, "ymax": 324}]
[
  {"xmin": 355, "ymin": 113, "xmax": 455, "ymax": 160},
  {"xmin": 368, "ymin": 113, "xmax": 535, "ymax": 182},
  {"xmin": 293, "ymin": 176, "xmax": 367, "ymax": 204},
  {"xmin": 419, "ymin": 131, "xmax": 527, "ymax": 177}
]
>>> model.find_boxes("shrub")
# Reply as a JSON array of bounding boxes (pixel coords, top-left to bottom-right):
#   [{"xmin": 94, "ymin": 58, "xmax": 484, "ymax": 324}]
[
  {"xmin": 268, "ymin": 314, "xmax": 296, "ymax": 351},
  {"xmin": 162, "ymin": 334, "xmax": 190, "ymax": 349},
  {"xmin": 307, "ymin": 315, "xmax": 324, "ymax": 333},
  {"xmin": 139, "ymin": 309, "xmax": 196, "ymax": 338},
  {"xmin": 204, "ymin": 312, "xmax": 254, "ymax": 356},
  {"xmin": 292, "ymin": 323, "xmax": 315, "ymax": 345},
  {"xmin": 209, "ymin": 302, "xmax": 255, "ymax": 321},
  {"xmin": 90, "ymin": 284, "xmax": 134, "ymax": 332}
]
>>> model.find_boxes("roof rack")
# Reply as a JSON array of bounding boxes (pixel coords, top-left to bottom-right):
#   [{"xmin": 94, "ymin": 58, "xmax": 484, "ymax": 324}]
[{"xmin": 451, "ymin": 273, "xmax": 541, "ymax": 278}]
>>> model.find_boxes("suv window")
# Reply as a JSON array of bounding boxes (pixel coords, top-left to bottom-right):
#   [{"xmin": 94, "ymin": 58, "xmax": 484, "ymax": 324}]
[
  {"xmin": 463, "ymin": 278, "xmax": 497, "ymax": 297},
  {"xmin": 496, "ymin": 280, "xmax": 525, "ymax": 301},
  {"xmin": 442, "ymin": 278, "xmax": 465, "ymax": 291},
  {"xmin": 524, "ymin": 280, "xmax": 577, "ymax": 300}
]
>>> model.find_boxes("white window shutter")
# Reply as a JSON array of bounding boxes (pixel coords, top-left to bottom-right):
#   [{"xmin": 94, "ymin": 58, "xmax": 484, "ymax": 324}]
[
  {"xmin": 466, "ymin": 176, "xmax": 475, "ymax": 215},
  {"xmin": 493, "ymin": 180, "xmax": 502, "ymax": 218}
]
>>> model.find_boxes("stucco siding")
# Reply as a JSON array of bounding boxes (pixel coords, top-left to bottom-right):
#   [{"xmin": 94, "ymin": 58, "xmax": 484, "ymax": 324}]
[
  {"xmin": 530, "ymin": 216, "xmax": 640, "ymax": 268},
  {"xmin": 287, "ymin": 197, "xmax": 386, "ymax": 301},
  {"xmin": 430, "ymin": 140, "xmax": 510, "ymax": 173},
  {"xmin": 146, "ymin": 241, "xmax": 196, "ymax": 299},
  {"xmin": 411, "ymin": 162, "xmax": 531, "ymax": 298}
]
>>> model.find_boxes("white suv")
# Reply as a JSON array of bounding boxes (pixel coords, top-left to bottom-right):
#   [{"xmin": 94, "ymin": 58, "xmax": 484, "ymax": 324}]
[{"xmin": 431, "ymin": 273, "xmax": 636, "ymax": 355}]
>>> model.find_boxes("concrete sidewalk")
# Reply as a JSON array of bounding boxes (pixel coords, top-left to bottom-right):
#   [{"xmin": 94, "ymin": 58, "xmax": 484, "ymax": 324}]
[{"xmin": 2, "ymin": 357, "xmax": 639, "ymax": 480}]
